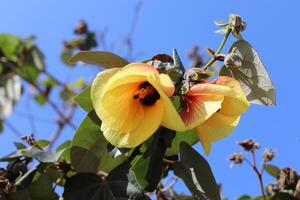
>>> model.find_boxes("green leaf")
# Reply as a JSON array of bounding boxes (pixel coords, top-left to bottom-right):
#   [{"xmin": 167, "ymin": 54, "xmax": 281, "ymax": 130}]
[
  {"xmin": 9, "ymin": 170, "xmax": 59, "ymax": 200},
  {"xmin": 237, "ymin": 195, "xmax": 252, "ymax": 200},
  {"xmin": 166, "ymin": 129, "xmax": 198, "ymax": 156},
  {"xmin": 173, "ymin": 49, "xmax": 185, "ymax": 73},
  {"xmin": 35, "ymin": 140, "xmax": 50, "ymax": 148},
  {"xmin": 0, "ymin": 151, "xmax": 23, "ymax": 162},
  {"xmin": 130, "ymin": 128, "xmax": 175, "ymax": 192},
  {"xmin": 30, "ymin": 45, "xmax": 46, "ymax": 71},
  {"xmin": 264, "ymin": 164, "xmax": 280, "ymax": 178},
  {"xmin": 0, "ymin": 34, "xmax": 20, "ymax": 61},
  {"xmin": 70, "ymin": 110, "xmax": 125, "ymax": 173},
  {"xmin": 56, "ymin": 140, "xmax": 71, "ymax": 152},
  {"xmin": 33, "ymin": 94, "xmax": 47, "ymax": 105},
  {"xmin": 172, "ymin": 142, "xmax": 221, "ymax": 200},
  {"xmin": 69, "ymin": 51, "xmax": 129, "ymax": 68},
  {"xmin": 252, "ymin": 196, "xmax": 266, "ymax": 200},
  {"xmin": 73, "ymin": 86, "xmax": 93, "ymax": 112},
  {"xmin": 271, "ymin": 192, "xmax": 297, "ymax": 200},
  {"xmin": 61, "ymin": 48, "xmax": 75, "ymax": 66},
  {"xmin": 0, "ymin": 121, "xmax": 3, "ymax": 133},
  {"xmin": 21, "ymin": 147, "xmax": 62, "ymax": 163},
  {"xmin": 63, "ymin": 164, "xmax": 150, "ymax": 200},
  {"xmin": 13, "ymin": 142, "xmax": 27, "ymax": 150},
  {"xmin": 220, "ymin": 40, "xmax": 276, "ymax": 106}
]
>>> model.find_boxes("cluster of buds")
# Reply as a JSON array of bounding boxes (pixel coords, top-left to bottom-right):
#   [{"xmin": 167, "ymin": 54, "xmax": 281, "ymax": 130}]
[
  {"xmin": 74, "ymin": 20, "xmax": 88, "ymax": 35},
  {"xmin": 21, "ymin": 133, "xmax": 37, "ymax": 146},
  {"xmin": 61, "ymin": 20, "xmax": 97, "ymax": 65},
  {"xmin": 238, "ymin": 138, "xmax": 260, "ymax": 152}
]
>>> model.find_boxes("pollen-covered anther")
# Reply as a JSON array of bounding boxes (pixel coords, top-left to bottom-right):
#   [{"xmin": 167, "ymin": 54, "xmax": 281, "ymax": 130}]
[{"xmin": 133, "ymin": 82, "xmax": 160, "ymax": 106}]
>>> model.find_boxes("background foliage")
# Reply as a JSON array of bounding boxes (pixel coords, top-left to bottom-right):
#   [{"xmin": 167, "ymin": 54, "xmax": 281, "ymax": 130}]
[{"xmin": 0, "ymin": 0, "xmax": 300, "ymax": 199}]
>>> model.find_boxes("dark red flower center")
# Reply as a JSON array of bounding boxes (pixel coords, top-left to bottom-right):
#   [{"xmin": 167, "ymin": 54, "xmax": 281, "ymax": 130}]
[{"xmin": 133, "ymin": 82, "xmax": 160, "ymax": 106}]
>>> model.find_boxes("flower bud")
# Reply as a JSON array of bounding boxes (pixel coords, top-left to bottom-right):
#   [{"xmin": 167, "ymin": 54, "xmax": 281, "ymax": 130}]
[
  {"xmin": 224, "ymin": 53, "xmax": 242, "ymax": 68},
  {"xmin": 21, "ymin": 134, "xmax": 36, "ymax": 146},
  {"xmin": 185, "ymin": 68, "xmax": 214, "ymax": 82},
  {"xmin": 229, "ymin": 14, "xmax": 247, "ymax": 34},
  {"xmin": 238, "ymin": 139, "xmax": 260, "ymax": 152},
  {"xmin": 278, "ymin": 167, "xmax": 299, "ymax": 190},
  {"xmin": 74, "ymin": 20, "xmax": 88, "ymax": 35},
  {"xmin": 263, "ymin": 148, "xmax": 276, "ymax": 162},
  {"xmin": 229, "ymin": 152, "xmax": 244, "ymax": 165}
]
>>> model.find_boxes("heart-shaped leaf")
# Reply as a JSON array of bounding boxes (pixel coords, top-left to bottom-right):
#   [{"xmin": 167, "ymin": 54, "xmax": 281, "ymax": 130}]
[
  {"xmin": 73, "ymin": 86, "xmax": 93, "ymax": 112},
  {"xmin": 166, "ymin": 129, "xmax": 198, "ymax": 156},
  {"xmin": 220, "ymin": 40, "xmax": 276, "ymax": 106},
  {"xmin": 69, "ymin": 51, "xmax": 129, "ymax": 68},
  {"xmin": 63, "ymin": 163, "xmax": 150, "ymax": 200},
  {"xmin": 70, "ymin": 110, "xmax": 125, "ymax": 173},
  {"xmin": 130, "ymin": 128, "xmax": 175, "ymax": 192},
  {"xmin": 172, "ymin": 142, "xmax": 221, "ymax": 200}
]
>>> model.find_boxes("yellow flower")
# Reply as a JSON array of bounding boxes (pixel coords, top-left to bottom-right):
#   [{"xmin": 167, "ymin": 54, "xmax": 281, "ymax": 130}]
[
  {"xmin": 91, "ymin": 63, "xmax": 185, "ymax": 148},
  {"xmin": 180, "ymin": 76, "xmax": 249, "ymax": 154}
]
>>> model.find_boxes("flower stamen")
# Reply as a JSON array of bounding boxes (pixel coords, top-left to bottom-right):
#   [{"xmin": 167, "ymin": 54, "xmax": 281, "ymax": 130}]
[{"xmin": 133, "ymin": 82, "xmax": 160, "ymax": 106}]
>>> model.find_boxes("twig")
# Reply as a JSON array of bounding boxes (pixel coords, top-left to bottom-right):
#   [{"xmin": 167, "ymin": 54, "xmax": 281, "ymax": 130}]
[
  {"xmin": 250, "ymin": 151, "xmax": 267, "ymax": 200},
  {"xmin": 48, "ymin": 103, "xmax": 77, "ymax": 149},
  {"xmin": 161, "ymin": 177, "xmax": 178, "ymax": 192},
  {"xmin": 26, "ymin": 94, "xmax": 36, "ymax": 134},
  {"xmin": 24, "ymin": 77, "xmax": 76, "ymax": 129},
  {"xmin": 4, "ymin": 120, "xmax": 22, "ymax": 137},
  {"xmin": 202, "ymin": 28, "xmax": 231, "ymax": 70},
  {"xmin": 125, "ymin": 0, "xmax": 143, "ymax": 61}
]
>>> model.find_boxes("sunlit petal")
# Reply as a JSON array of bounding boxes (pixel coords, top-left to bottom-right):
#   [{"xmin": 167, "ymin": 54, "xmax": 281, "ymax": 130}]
[{"xmin": 101, "ymin": 99, "xmax": 164, "ymax": 147}]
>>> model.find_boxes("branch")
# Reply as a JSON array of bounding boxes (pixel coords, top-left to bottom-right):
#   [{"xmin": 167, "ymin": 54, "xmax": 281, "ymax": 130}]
[{"xmin": 48, "ymin": 103, "xmax": 77, "ymax": 149}]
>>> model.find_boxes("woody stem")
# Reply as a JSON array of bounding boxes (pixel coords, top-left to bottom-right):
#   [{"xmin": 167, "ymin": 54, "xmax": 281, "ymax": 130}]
[
  {"xmin": 202, "ymin": 28, "xmax": 231, "ymax": 70},
  {"xmin": 251, "ymin": 151, "xmax": 267, "ymax": 200}
]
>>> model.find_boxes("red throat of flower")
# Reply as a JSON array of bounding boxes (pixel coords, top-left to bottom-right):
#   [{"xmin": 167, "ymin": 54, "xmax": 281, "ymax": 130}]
[{"xmin": 133, "ymin": 82, "xmax": 160, "ymax": 106}]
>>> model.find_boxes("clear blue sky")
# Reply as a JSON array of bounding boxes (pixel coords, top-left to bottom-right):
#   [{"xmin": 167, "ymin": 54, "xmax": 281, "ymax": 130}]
[{"xmin": 1, "ymin": 0, "xmax": 300, "ymax": 199}]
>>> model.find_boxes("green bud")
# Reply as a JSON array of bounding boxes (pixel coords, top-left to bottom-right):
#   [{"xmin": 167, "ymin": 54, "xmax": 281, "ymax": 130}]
[{"xmin": 229, "ymin": 14, "xmax": 247, "ymax": 35}]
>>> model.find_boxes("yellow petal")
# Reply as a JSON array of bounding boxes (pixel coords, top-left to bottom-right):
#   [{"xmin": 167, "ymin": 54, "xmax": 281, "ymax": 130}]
[
  {"xmin": 98, "ymin": 83, "xmax": 144, "ymax": 132},
  {"xmin": 195, "ymin": 114, "xmax": 240, "ymax": 155},
  {"xmin": 146, "ymin": 76, "xmax": 185, "ymax": 132},
  {"xmin": 158, "ymin": 73, "xmax": 175, "ymax": 97},
  {"xmin": 161, "ymin": 93, "xmax": 186, "ymax": 132},
  {"xmin": 101, "ymin": 99, "xmax": 164, "ymax": 147},
  {"xmin": 180, "ymin": 83, "xmax": 232, "ymax": 129},
  {"xmin": 91, "ymin": 68, "xmax": 121, "ymax": 119}
]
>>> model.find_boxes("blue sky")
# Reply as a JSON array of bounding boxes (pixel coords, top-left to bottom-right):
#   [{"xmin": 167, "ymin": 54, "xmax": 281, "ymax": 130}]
[{"xmin": 1, "ymin": 0, "xmax": 300, "ymax": 199}]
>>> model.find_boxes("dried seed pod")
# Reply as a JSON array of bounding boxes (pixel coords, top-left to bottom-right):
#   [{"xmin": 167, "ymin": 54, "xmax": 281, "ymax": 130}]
[
  {"xmin": 229, "ymin": 152, "xmax": 244, "ymax": 164},
  {"xmin": 278, "ymin": 167, "xmax": 299, "ymax": 190},
  {"xmin": 263, "ymin": 148, "xmax": 276, "ymax": 162},
  {"xmin": 238, "ymin": 139, "xmax": 260, "ymax": 152}
]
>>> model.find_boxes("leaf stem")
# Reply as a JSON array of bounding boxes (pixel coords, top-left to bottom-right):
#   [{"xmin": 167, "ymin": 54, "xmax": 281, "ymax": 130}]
[
  {"xmin": 250, "ymin": 151, "xmax": 267, "ymax": 200},
  {"xmin": 202, "ymin": 28, "xmax": 231, "ymax": 70}
]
